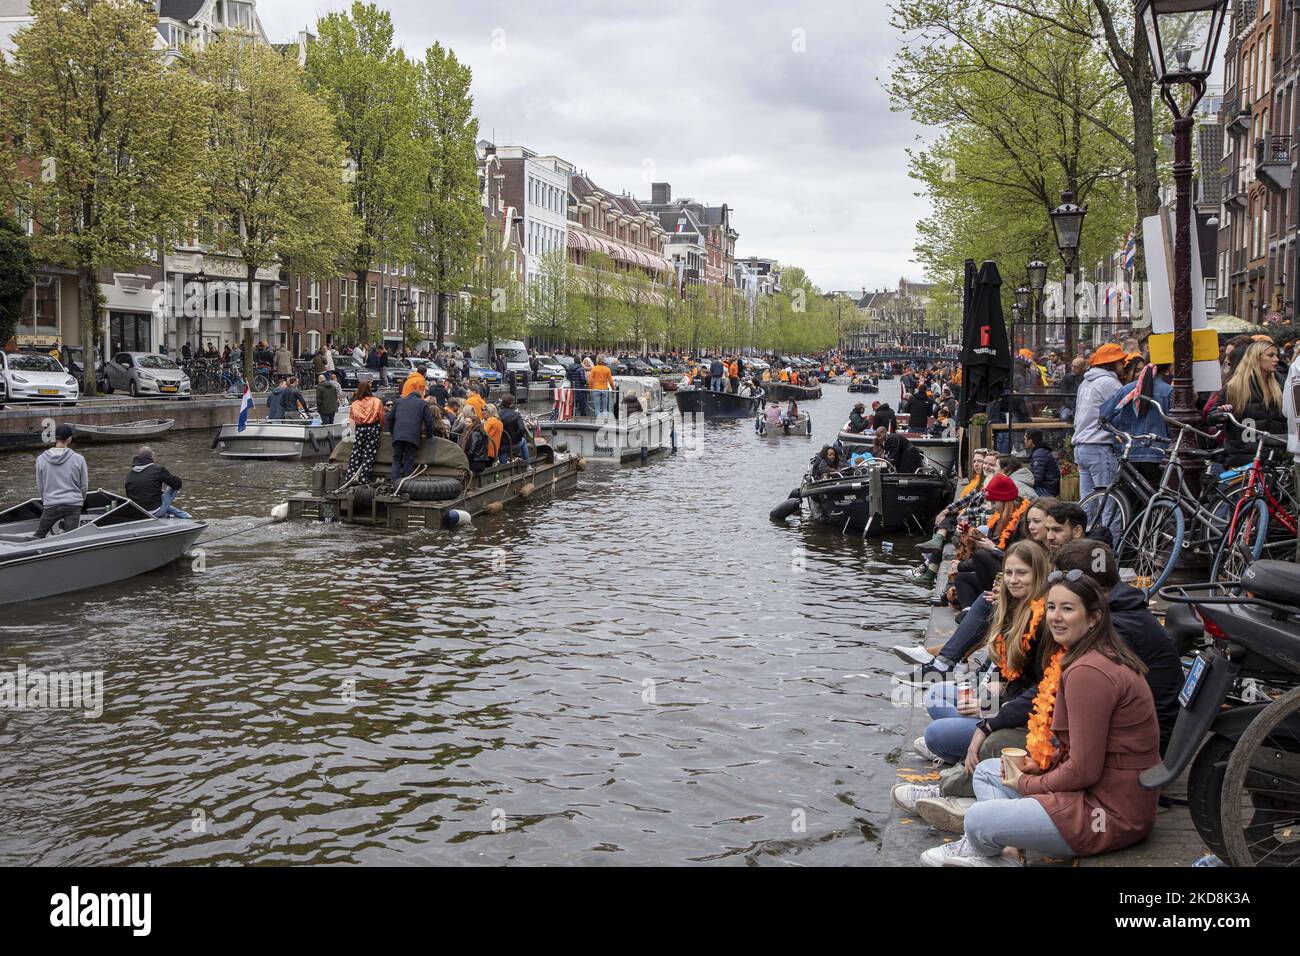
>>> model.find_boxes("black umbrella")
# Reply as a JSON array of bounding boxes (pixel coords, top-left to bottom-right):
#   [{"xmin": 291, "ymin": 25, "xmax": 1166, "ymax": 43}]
[{"xmin": 958, "ymin": 259, "xmax": 1011, "ymax": 425}]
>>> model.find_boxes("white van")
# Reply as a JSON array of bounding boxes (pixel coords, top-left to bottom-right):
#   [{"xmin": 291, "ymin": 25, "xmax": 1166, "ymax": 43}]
[{"xmin": 471, "ymin": 340, "xmax": 531, "ymax": 376}]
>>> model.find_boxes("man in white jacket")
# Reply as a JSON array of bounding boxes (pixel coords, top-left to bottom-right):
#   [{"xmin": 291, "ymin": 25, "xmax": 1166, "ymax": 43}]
[
  {"xmin": 1283, "ymin": 348, "xmax": 1300, "ymax": 562},
  {"xmin": 1071, "ymin": 342, "xmax": 1128, "ymax": 499}
]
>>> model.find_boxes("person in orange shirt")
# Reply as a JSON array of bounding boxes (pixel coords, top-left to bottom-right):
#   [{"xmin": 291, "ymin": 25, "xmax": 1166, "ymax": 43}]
[
  {"xmin": 727, "ymin": 359, "xmax": 739, "ymax": 393},
  {"xmin": 465, "ymin": 389, "xmax": 486, "ymax": 418},
  {"xmin": 400, "ymin": 365, "xmax": 427, "ymax": 398},
  {"xmin": 482, "ymin": 403, "xmax": 504, "ymax": 460},
  {"xmin": 587, "ymin": 355, "xmax": 614, "ymax": 415}
]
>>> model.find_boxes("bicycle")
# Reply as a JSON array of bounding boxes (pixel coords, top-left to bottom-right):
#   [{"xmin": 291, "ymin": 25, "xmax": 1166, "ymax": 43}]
[
  {"xmin": 1078, "ymin": 423, "xmax": 1168, "ymax": 545},
  {"xmin": 1209, "ymin": 412, "xmax": 1298, "ymax": 584}
]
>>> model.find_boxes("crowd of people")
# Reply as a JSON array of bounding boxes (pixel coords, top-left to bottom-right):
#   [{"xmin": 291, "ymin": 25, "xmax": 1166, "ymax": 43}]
[{"xmin": 883, "ymin": 330, "xmax": 1300, "ymax": 867}]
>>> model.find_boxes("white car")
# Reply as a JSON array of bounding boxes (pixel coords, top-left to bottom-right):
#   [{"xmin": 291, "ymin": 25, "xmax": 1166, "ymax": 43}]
[
  {"xmin": 106, "ymin": 352, "xmax": 192, "ymax": 398},
  {"xmin": 0, "ymin": 351, "xmax": 79, "ymax": 405},
  {"xmin": 399, "ymin": 357, "xmax": 447, "ymax": 381}
]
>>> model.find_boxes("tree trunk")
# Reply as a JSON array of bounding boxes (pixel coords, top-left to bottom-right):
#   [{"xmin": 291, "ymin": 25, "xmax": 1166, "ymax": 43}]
[
  {"xmin": 78, "ymin": 265, "xmax": 99, "ymax": 398},
  {"xmin": 356, "ymin": 266, "xmax": 368, "ymax": 344}
]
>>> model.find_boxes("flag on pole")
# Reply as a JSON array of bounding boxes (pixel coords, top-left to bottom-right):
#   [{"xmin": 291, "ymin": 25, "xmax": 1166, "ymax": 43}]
[
  {"xmin": 1122, "ymin": 232, "xmax": 1136, "ymax": 271},
  {"xmin": 237, "ymin": 385, "xmax": 254, "ymax": 432}
]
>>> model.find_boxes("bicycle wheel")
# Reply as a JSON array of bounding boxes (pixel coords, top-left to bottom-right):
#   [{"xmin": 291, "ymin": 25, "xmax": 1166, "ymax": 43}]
[
  {"xmin": 1210, "ymin": 497, "xmax": 1269, "ymax": 586},
  {"xmin": 1220, "ymin": 684, "xmax": 1300, "ymax": 867},
  {"xmin": 252, "ymin": 373, "xmax": 270, "ymax": 393},
  {"xmin": 1080, "ymin": 487, "xmax": 1132, "ymax": 547},
  {"xmin": 1117, "ymin": 498, "xmax": 1184, "ymax": 595}
]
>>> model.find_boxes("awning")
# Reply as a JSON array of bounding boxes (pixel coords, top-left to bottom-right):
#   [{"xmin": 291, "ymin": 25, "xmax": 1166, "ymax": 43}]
[{"xmin": 567, "ymin": 230, "xmax": 592, "ymax": 251}]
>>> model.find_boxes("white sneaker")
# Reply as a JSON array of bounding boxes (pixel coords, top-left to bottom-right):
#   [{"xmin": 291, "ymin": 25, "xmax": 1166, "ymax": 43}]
[
  {"xmin": 912, "ymin": 736, "xmax": 945, "ymax": 764},
  {"xmin": 890, "ymin": 782, "xmax": 940, "ymax": 813},
  {"xmin": 920, "ymin": 835, "xmax": 1020, "ymax": 867},
  {"xmin": 892, "ymin": 645, "xmax": 933, "ymax": 666},
  {"xmin": 915, "ymin": 795, "xmax": 976, "ymax": 833}
]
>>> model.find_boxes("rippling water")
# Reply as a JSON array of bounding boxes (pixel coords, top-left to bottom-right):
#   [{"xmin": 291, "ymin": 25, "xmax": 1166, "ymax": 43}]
[{"xmin": 0, "ymin": 380, "xmax": 937, "ymax": 865}]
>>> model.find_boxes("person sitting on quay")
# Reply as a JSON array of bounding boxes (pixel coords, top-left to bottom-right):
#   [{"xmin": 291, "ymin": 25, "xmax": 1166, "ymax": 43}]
[
  {"xmin": 1023, "ymin": 429, "xmax": 1061, "ymax": 498},
  {"xmin": 918, "ymin": 572, "xmax": 1160, "ymax": 866},
  {"xmin": 386, "ymin": 384, "xmax": 436, "ymax": 488},
  {"xmin": 946, "ymin": 472, "xmax": 1032, "ymax": 612},
  {"xmin": 1001, "ymin": 454, "xmax": 1037, "ymax": 501},
  {"xmin": 893, "ymin": 540, "xmax": 1052, "ymax": 830},
  {"xmin": 33, "ymin": 424, "xmax": 88, "ymax": 538},
  {"xmin": 125, "ymin": 445, "xmax": 189, "ymax": 519},
  {"xmin": 1042, "ymin": 501, "xmax": 1088, "ymax": 553}
]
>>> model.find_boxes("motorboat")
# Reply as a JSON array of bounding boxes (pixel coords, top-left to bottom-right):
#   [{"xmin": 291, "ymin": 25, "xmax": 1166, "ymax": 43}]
[
  {"xmin": 837, "ymin": 428, "xmax": 959, "ymax": 473},
  {"xmin": 0, "ymin": 490, "xmax": 205, "ymax": 604},
  {"xmin": 755, "ymin": 411, "xmax": 813, "ymax": 437},
  {"xmin": 776, "ymin": 457, "xmax": 953, "ymax": 537},
  {"xmin": 215, "ymin": 409, "xmax": 350, "ymax": 460},
  {"xmin": 764, "ymin": 381, "xmax": 822, "ymax": 401},
  {"xmin": 847, "ymin": 376, "xmax": 878, "ymax": 394},
  {"xmin": 540, "ymin": 376, "xmax": 676, "ymax": 462},
  {"xmin": 70, "ymin": 418, "xmax": 176, "ymax": 443},
  {"xmin": 674, "ymin": 385, "xmax": 761, "ymax": 418}
]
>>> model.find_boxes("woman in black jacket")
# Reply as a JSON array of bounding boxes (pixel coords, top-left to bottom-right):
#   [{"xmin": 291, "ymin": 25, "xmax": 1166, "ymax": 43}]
[
  {"xmin": 1207, "ymin": 340, "xmax": 1287, "ymax": 467},
  {"xmin": 847, "ymin": 403, "xmax": 870, "ymax": 433}
]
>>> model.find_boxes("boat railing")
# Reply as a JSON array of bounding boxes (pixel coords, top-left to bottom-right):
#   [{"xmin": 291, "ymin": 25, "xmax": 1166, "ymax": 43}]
[{"xmin": 548, "ymin": 385, "xmax": 675, "ymax": 423}]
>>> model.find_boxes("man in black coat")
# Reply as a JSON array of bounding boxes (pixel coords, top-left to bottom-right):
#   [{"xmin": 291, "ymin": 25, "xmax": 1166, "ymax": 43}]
[
  {"xmin": 1053, "ymin": 540, "xmax": 1182, "ymax": 753},
  {"xmin": 498, "ymin": 393, "xmax": 531, "ymax": 464},
  {"xmin": 874, "ymin": 427, "xmax": 922, "ymax": 473},
  {"xmin": 1024, "ymin": 428, "xmax": 1061, "ymax": 497},
  {"xmin": 385, "ymin": 391, "xmax": 436, "ymax": 486},
  {"xmin": 901, "ymin": 387, "xmax": 933, "ymax": 432},
  {"xmin": 125, "ymin": 445, "xmax": 189, "ymax": 518},
  {"xmin": 871, "ymin": 402, "xmax": 896, "ymax": 432}
]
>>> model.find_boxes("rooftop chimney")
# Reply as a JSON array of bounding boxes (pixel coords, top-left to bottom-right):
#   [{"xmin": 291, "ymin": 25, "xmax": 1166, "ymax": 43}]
[{"xmin": 652, "ymin": 182, "xmax": 671, "ymax": 204}]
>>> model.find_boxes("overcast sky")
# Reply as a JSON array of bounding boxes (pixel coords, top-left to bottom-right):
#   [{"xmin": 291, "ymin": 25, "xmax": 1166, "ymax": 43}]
[{"xmin": 260, "ymin": 1, "xmax": 929, "ymax": 295}]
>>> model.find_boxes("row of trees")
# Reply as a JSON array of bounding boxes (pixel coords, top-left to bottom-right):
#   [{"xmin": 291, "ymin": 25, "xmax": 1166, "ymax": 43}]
[
  {"xmin": 0, "ymin": 0, "xmax": 479, "ymax": 393},
  {"xmin": 889, "ymin": 0, "xmax": 1163, "ymax": 331},
  {"xmin": 451, "ymin": 250, "xmax": 842, "ymax": 356}
]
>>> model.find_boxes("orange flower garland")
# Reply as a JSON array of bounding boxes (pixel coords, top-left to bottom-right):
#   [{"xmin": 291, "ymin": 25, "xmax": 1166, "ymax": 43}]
[
  {"xmin": 994, "ymin": 597, "xmax": 1044, "ymax": 681},
  {"xmin": 991, "ymin": 498, "xmax": 1031, "ymax": 549},
  {"xmin": 1026, "ymin": 648, "xmax": 1066, "ymax": 769}
]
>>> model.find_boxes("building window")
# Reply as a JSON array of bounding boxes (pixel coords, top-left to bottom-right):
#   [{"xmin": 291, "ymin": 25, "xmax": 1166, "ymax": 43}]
[
  {"xmin": 308, "ymin": 280, "xmax": 319, "ymax": 312},
  {"xmin": 295, "ymin": 277, "xmax": 302, "ymax": 311},
  {"xmin": 368, "ymin": 282, "xmax": 377, "ymax": 318},
  {"xmin": 324, "ymin": 280, "xmax": 331, "ymax": 313}
]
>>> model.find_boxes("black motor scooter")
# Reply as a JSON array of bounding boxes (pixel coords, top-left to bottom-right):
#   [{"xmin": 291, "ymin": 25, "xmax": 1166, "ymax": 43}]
[{"xmin": 1142, "ymin": 560, "xmax": 1300, "ymax": 866}]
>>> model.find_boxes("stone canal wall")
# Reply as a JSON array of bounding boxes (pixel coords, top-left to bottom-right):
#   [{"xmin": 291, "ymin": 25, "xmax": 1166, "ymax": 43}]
[{"xmin": 0, "ymin": 397, "xmax": 239, "ymax": 437}]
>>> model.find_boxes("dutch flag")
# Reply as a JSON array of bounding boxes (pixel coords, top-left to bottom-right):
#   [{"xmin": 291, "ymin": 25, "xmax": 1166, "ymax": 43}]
[{"xmin": 237, "ymin": 385, "xmax": 254, "ymax": 432}]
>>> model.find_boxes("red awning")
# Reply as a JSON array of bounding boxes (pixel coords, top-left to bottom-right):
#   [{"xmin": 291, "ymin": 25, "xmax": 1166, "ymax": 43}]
[{"xmin": 567, "ymin": 230, "xmax": 592, "ymax": 251}]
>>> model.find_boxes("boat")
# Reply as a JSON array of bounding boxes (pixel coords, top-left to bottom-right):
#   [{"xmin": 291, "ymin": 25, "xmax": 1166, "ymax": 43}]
[
  {"xmin": 755, "ymin": 411, "xmax": 812, "ymax": 437},
  {"xmin": 778, "ymin": 458, "xmax": 953, "ymax": 536},
  {"xmin": 765, "ymin": 381, "xmax": 823, "ymax": 401},
  {"xmin": 215, "ymin": 410, "xmax": 350, "ymax": 460},
  {"xmin": 837, "ymin": 428, "xmax": 959, "ymax": 473},
  {"xmin": 673, "ymin": 386, "xmax": 761, "ymax": 418},
  {"xmin": 286, "ymin": 431, "xmax": 578, "ymax": 530},
  {"xmin": 847, "ymin": 377, "xmax": 879, "ymax": 394},
  {"xmin": 0, "ymin": 490, "xmax": 205, "ymax": 604},
  {"xmin": 70, "ymin": 418, "xmax": 175, "ymax": 443},
  {"xmin": 0, "ymin": 432, "xmax": 48, "ymax": 453},
  {"xmin": 540, "ymin": 376, "xmax": 676, "ymax": 462}
]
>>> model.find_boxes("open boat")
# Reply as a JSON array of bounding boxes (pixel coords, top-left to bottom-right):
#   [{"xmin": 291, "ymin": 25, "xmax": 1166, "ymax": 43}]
[
  {"xmin": 0, "ymin": 490, "xmax": 205, "ymax": 604},
  {"xmin": 674, "ymin": 386, "xmax": 761, "ymax": 418},
  {"xmin": 755, "ymin": 411, "xmax": 812, "ymax": 437},
  {"xmin": 215, "ymin": 410, "xmax": 350, "ymax": 460},
  {"xmin": 765, "ymin": 381, "xmax": 822, "ymax": 401},
  {"xmin": 847, "ymin": 377, "xmax": 879, "ymax": 394},
  {"xmin": 540, "ymin": 376, "xmax": 676, "ymax": 462},
  {"xmin": 837, "ymin": 428, "xmax": 959, "ymax": 473},
  {"xmin": 791, "ymin": 459, "xmax": 953, "ymax": 536},
  {"xmin": 70, "ymin": 418, "xmax": 175, "ymax": 443}
]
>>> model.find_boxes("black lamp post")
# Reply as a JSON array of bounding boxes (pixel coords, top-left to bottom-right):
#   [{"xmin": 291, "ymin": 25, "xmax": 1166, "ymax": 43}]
[
  {"xmin": 1137, "ymin": 0, "xmax": 1229, "ymax": 432},
  {"xmin": 195, "ymin": 266, "xmax": 208, "ymax": 351},
  {"xmin": 1027, "ymin": 250, "xmax": 1047, "ymax": 353},
  {"xmin": 1050, "ymin": 190, "xmax": 1087, "ymax": 360},
  {"xmin": 399, "ymin": 294, "xmax": 412, "ymax": 354}
]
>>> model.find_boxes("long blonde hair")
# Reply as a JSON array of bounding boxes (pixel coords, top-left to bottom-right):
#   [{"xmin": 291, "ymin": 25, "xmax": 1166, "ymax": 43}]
[
  {"xmin": 1225, "ymin": 341, "xmax": 1282, "ymax": 412},
  {"xmin": 983, "ymin": 540, "xmax": 1050, "ymax": 676}
]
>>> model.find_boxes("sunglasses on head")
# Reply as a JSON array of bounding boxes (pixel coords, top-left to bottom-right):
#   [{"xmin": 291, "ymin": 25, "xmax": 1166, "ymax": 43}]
[{"xmin": 1047, "ymin": 569, "xmax": 1086, "ymax": 584}]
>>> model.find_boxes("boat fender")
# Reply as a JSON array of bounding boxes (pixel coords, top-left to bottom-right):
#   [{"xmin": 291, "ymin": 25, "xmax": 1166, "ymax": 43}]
[
  {"xmin": 485, "ymin": 501, "xmax": 504, "ymax": 514},
  {"xmin": 270, "ymin": 502, "xmax": 290, "ymax": 522},
  {"xmin": 308, "ymin": 432, "xmax": 320, "ymax": 454},
  {"xmin": 443, "ymin": 509, "xmax": 473, "ymax": 530},
  {"xmin": 575, "ymin": 456, "xmax": 587, "ymax": 472},
  {"xmin": 769, "ymin": 496, "xmax": 801, "ymax": 522},
  {"xmin": 211, "ymin": 428, "xmax": 222, "ymax": 449},
  {"xmin": 788, "ymin": 487, "xmax": 803, "ymax": 500}
]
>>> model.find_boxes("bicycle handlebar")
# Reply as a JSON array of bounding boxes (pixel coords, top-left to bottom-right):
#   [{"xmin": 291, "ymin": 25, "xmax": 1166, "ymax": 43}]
[
  {"xmin": 1133, "ymin": 394, "xmax": 1220, "ymax": 442},
  {"xmin": 1218, "ymin": 410, "xmax": 1289, "ymax": 448}
]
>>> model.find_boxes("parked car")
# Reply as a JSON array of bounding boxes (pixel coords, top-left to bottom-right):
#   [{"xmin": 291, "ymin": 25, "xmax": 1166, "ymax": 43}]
[
  {"xmin": 621, "ymin": 357, "xmax": 653, "ymax": 375},
  {"xmin": 55, "ymin": 346, "xmax": 109, "ymax": 394},
  {"xmin": 605, "ymin": 358, "xmax": 628, "ymax": 376},
  {"xmin": 105, "ymin": 352, "xmax": 191, "ymax": 398},
  {"xmin": 533, "ymin": 354, "xmax": 567, "ymax": 382},
  {"xmin": 467, "ymin": 359, "xmax": 502, "ymax": 385},
  {"xmin": 0, "ymin": 350, "xmax": 79, "ymax": 405},
  {"xmin": 553, "ymin": 355, "xmax": 577, "ymax": 371},
  {"xmin": 331, "ymin": 355, "xmax": 378, "ymax": 390}
]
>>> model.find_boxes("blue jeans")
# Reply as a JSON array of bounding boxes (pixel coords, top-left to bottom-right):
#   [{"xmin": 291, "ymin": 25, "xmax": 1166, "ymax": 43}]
[
  {"xmin": 155, "ymin": 487, "xmax": 191, "ymax": 519},
  {"xmin": 1075, "ymin": 443, "xmax": 1117, "ymax": 500},
  {"xmin": 593, "ymin": 390, "xmax": 610, "ymax": 415},
  {"xmin": 937, "ymin": 594, "xmax": 991, "ymax": 665},
  {"xmin": 500, "ymin": 437, "xmax": 531, "ymax": 464},
  {"xmin": 923, "ymin": 683, "xmax": 980, "ymax": 763},
  {"xmin": 710, "ymin": 375, "xmax": 724, "ymax": 392},
  {"xmin": 963, "ymin": 759, "xmax": 1074, "ymax": 858}
]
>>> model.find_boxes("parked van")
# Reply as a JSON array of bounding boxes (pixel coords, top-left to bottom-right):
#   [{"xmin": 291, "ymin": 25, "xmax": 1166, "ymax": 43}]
[{"xmin": 471, "ymin": 340, "xmax": 531, "ymax": 376}]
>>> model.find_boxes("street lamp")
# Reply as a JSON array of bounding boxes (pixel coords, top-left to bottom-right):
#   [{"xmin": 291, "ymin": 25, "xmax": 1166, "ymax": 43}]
[
  {"xmin": 195, "ymin": 266, "xmax": 208, "ymax": 352},
  {"xmin": 399, "ymin": 294, "xmax": 412, "ymax": 354},
  {"xmin": 1026, "ymin": 250, "xmax": 1047, "ymax": 353},
  {"xmin": 1137, "ymin": 0, "xmax": 1229, "ymax": 434},
  {"xmin": 1050, "ymin": 190, "xmax": 1087, "ymax": 360}
]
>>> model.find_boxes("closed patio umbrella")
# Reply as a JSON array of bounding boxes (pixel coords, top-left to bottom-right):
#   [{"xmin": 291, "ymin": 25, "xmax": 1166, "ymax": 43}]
[{"xmin": 958, "ymin": 259, "xmax": 1011, "ymax": 425}]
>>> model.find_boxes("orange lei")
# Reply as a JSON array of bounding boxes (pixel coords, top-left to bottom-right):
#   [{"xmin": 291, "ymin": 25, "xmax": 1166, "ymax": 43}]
[
  {"xmin": 1026, "ymin": 648, "xmax": 1066, "ymax": 769},
  {"xmin": 994, "ymin": 597, "xmax": 1044, "ymax": 681},
  {"xmin": 986, "ymin": 498, "xmax": 1030, "ymax": 549}
]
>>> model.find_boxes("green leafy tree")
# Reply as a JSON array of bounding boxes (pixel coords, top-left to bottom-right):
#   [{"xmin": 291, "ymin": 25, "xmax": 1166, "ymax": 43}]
[
  {"xmin": 0, "ymin": 0, "xmax": 209, "ymax": 395},
  {"xmin": 412, "ymin": 42, "xmax": 479, "ymax": 350},
  {"xmin": 0, "ymin": 212, "xmax": 35, "ymax": 345},
  {"xmin": 305, "ymin": 2, "xmax": 421, "ymax": 344},
  {"xmin": 570, "ymin": 251, "xmax": 625, "ymax": 350},
  {"xmin": 191, "ymin": 34, "xmax": 357, "ymax": 384},
  {"xmin": 621, "ymin": 269, "xmax": 662, "ymax": 354},
  {"xmin": 527, "ymin": 248, "xmax": 571, "ymax": 348},
  {"xmin": 457, "ymin": 218, "xmax": 526, "ymax": 354}
]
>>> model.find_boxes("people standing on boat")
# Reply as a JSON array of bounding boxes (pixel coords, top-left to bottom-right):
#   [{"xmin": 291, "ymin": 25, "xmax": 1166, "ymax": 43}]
[
  {"xmin": 33, "ymin": 425, "xmax": 88, "ymax": 539},
  {"xmin": 728, "ymin": 358, "xmax": 740, "ymax": 394},
  {"xmin": 386, "ymin": 386, "xmax": 436, "ymax": 486},
  {"xmin": 267, "ymin": 377, "xmax": 309, "ymax": 420},
  {"xmin": 709, "ymin": 357, "xmax": 725, "ymax": 393},
  {"xmin": 315, "ymin": 373, "xmax": 340, "ymax": 425},
  {"xmin": 273, "ymin": 342, "xmax": 293, "ymax": 383},
  {"xmin": 901, "ymin": 386, "xmax": 934, "ymax": 433},
  {"xmin": 871, "ymin": 401, "xmax": 896, "ymax": 432},
  {"xmin": 765, "ymin": 401, "xmax": 783, "ymax": 430},
  {"xmin": 568, "ymin": 357, "xmax": 589, "ymax": 417},
  {"xmin": 465, "ymin": 386, "xmax": 486, "ymax": 420},
  {"xmin": 345, "ymin": 381, "xmax": 385, "ymax": 484},
  {"xmin": 401, "ymin": 363, "xmax": 427, "ymax": 399},
  {"xmin": 498, "ymin": 394, "xmax": 531, "ymax": 465},
  {"xmin": 125, "ymin": 446, "xmax": 189, "ymax": 519},
  {"xmin": 458, "ymin": 407, "xmax": 491, "ymax": 478},
  {"xmin": 588, "ymin": 356, "xmax": 614, "ymax": 416},
  {"xmin": 482, "ymin": 403, "xmax": 504, "ymax": 461}
]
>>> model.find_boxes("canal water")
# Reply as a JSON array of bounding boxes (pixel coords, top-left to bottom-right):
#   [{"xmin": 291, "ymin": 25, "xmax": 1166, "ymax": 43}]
[{"xmin": 0, "ymin": 379, "xmax": 936, "ymax": 866}]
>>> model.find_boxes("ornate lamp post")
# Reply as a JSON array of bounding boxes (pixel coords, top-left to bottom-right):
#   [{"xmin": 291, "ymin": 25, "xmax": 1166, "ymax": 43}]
[
  {"xmin": 399, "ymin": 294, "xmax": 413, "ymax": 355},
  {"xmin": 195, "ymin": 265, "xmax": 208, "ymax": 351},
  {"xmin": 1027, "ymin": 250, "xmax": 1047, "ymax": 352},
  {"xmin": 1136, "ymin": 0, "xmax": 1229, "ymax": 429},
  {"xmin": 1014, "ymin": 284, "xmax": 1032, "ymax": 352},
  {"xmin": 1050, "ymin": 191, "xmax": 1087, "ymax": 360}
]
